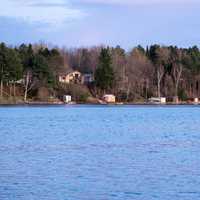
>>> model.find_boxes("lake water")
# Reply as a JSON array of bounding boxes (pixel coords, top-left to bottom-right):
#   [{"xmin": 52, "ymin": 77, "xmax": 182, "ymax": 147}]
[{"xmin": 0, "ymin": 105, "xmax": 200, "ymax": 200}]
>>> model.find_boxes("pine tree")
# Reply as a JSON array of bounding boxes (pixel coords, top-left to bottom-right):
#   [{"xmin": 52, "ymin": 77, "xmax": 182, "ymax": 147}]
[{"xmin": 95, "ymin": 48, "xmax": 114, "ymax": 93}]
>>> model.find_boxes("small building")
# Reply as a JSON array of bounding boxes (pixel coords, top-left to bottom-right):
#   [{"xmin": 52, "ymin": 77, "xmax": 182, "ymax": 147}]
[
  {"xmin": 59, "ymin": 69, "xmax": 82, "ymax": 84},
  {"xmin": 194, "ymin": 97, "xmax": 199, "ymax": 104},
  {"xmin": 148, "ymin": 97, "xmax": 166, "ymax": 104},
  {"xmin": 103, "ymin": 94, "xmax": 116, "ymax": 103},
  {"xmin": 63, "ymin": 95, "xmax": 72, "ymax": 103},
  {"xmin": 160, "ymin": 97, "xmax": 167, "ymax": 104}
]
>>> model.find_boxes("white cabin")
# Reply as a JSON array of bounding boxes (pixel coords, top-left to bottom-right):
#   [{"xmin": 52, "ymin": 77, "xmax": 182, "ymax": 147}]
[
  {"xmin": 148, "ymin": 97, "xmax": 166, "ymax": 104},
  {"xmin": 194, "ymin": 98, "xmax": 199, "ymax": 104},
  {"xmin": 103, "ymin": 94, "xmax": 116, "ymax": 103},
  {"xmin": 63, "ymin": 95, "xmax": 72, "ymax": 103}
]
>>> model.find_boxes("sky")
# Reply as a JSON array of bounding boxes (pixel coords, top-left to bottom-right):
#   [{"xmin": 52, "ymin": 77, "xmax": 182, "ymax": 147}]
[{"xmin": 0, "ymin": 0, "xmax": 200, "ymax": 50}]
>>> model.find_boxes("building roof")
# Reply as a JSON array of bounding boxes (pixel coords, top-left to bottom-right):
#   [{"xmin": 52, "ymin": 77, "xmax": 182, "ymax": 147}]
[
  {"xmin": 59, "ymin": 68, "xmax": 81, "ymax": 76},
  {"xmin": 103, "ymin": 94, "xmax": 115, "ymax": 97}
]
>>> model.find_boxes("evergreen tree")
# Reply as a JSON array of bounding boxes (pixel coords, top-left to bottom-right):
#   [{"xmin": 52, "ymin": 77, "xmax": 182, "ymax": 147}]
[
  {"xmin": 6, "ymin": 48, "xmax": 23, "ymax": 83},
  {"xmin": 0, "ymin": 43, "xmax": 8, "ymax": 98},
  {"xmin": 95, "ymin": 48, "xmax": 114, "ymax": 93},
  {"xmin": 0, "ymin": 43, "xmax": 23, "ymax": 98},
  {"xmin": 32, "ymin": 53, "xmax": 54, "ymax": 87}
]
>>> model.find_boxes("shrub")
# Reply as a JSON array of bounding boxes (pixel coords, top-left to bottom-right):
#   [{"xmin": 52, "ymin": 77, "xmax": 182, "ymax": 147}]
[
  {"xmin": 58, "ymin": 83, "xmax": 91, "ymax": 103},
  {"xmin": 178, "ymin": 88, "xmax": 188, "ymax": 101}
]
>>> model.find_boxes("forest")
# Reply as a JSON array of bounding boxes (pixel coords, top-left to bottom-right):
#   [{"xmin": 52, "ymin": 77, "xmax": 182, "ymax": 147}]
[{"xmin": 0, "ymin": 42, "xmax": 200, "ymax": 103}]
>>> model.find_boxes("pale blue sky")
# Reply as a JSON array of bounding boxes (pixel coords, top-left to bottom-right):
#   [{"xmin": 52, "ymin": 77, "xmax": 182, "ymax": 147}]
[{"xmin": 0, "ymin": 0, "xmax": 200, "ymax": 50}]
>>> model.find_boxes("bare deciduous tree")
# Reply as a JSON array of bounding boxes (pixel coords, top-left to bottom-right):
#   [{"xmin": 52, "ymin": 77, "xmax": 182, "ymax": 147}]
[
  {"xmin": 23, "ymin": 70, "xmax": 37, "ymax": 102},
  {"xmin": 126, "ymin": 48, "xmax": 153, "ymax": 101},
  {"xmin": 154, "ymin": 47, "xmax": 170, "ymax": 98},
  {"xmin": 171, "ymin": 49, "xmax": 184, "ymax": 98}
]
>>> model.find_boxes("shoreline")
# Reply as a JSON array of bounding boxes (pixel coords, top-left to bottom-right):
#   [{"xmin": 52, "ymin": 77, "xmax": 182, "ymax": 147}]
[{"xmin": 0, "ymin": 101, "xmax": 199, "ymax": 106}]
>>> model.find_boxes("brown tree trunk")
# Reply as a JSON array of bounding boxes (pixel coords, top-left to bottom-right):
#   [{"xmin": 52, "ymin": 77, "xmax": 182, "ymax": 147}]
[
  {"xmin": 9, "ymin": 83, "xmax": 12, "ymax": 98},
  {"xmin": 0, "ymin": 79, "xmax": 3, "ymax": 99},
  {"xmin": 13, "ymin": 83, "xmax": 16, "ymax": 97},
  {"xmin": 145, "ymin": 79, "xmax": 149, "ymax": 100},
  {"xmin": 24, "ymin": 72, "xmax": 30, "ymax": 102},
  {"xmin": 0, "ymin": 65, "xmax": 3, "ymax": 99},
  {"xmin": 175, "ymin": 83, "xmax": 179, "ymax": 98},
  {"xmin": 24, "ymin": 88, "xmax": 28, "ymax": 102},
  {"xmin": 158, "ymin": 81, "xmax": 161, "ymax": 98}
]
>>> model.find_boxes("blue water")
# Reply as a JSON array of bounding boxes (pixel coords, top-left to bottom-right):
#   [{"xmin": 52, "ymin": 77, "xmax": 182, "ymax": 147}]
[{"xmin": 0, "ymin": 105, "xmax": 200, "ymax": 200}]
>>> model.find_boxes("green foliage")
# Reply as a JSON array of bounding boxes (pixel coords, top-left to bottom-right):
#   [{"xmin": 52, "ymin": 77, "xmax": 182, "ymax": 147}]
[
  {"xmin": 18, "ymin": 44, "xmax": 34, "ymax": 70},
  {"xmin": 178, "ymin": 88, "xmax": 188, "ymax": 101},
  {"xmin": 95, "ymin": 48, "xmax": 114, "ymax": 91},
  {"xmin": 148, "ymin": 44, "xmax": 160, "ymax": 64},
  {"xmin": 1, "ymin": 42, "xmax": 200, "ymax": 102},
  {"xmin": 7, "ymin": 49, "xmax": 23, "ymax": 82},
  {"xmin": 36, "ymin": 48, "xmax": 63, "ymax": 86},
  {"xmin": 0, "ymin": 43, "xmax": 23, "ymax": 83},
  {"xmin": 18, "ymin": 44, "xmax": 61, "ymax": 88},
  {"xmin": 32, "ymin": 53, "xmax": 54, "ymax": 86},
  {"xmin": 79, "ymin": 93, "xmax": 89, "ymax": 102},
  {"xmin": 0, "ymin": 43, "xmax": 8, "ymax": 81},
  {"xmin": 184, "ymin": 46, "xmax": 200, "ymax": 73},
  {"xmin": 59, "ymin": 83, "xmax": 90, "ymax": 102},
  {"xmin": 136, "ymin": 45, "xmax": 145, "ymax": 54}
]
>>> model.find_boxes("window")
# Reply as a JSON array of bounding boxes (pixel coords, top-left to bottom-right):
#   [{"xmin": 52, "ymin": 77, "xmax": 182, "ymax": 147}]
[{"xmin": 75, "ymin": 73, "xmax": 79, "ymax": 79}]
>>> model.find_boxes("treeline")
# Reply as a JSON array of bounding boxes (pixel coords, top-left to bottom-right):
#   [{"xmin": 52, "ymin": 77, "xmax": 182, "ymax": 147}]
[
  {"xmin": 0, "ymin": 43, "xmax": 64, "ymax": 102},
  {"xmin": 0, "ymin": 42, "xmax": 200, "ymax": 102}
]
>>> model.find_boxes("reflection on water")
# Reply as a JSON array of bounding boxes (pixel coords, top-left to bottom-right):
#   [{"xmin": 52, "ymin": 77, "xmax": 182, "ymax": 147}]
[{"xmin": 0, "ymin": 105, "xmax": 200, "ymax": 200}]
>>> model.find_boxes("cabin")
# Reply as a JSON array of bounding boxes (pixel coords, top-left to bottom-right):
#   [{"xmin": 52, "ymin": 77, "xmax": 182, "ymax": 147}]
[
  {"xmin": 103, "ymin": 94, "xmax": 116, "ymax": 103},
  {"xmin": 59, "ymin": 70, "xmax": 82, "ymax": 84},
  {"xmin": 194, "ymin": 98, "xmax": 199, "ymax": 104},
  {"xmin": 59, "ymin": 69, "xmax": 94, "ymax": 85},
  {"xmin": 148, "ymin": 97, "xmax": 166, "ymax": 104},
  {"xmin": 63, "ymin": 95, "xmax": 72, "ymax": 103}
]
